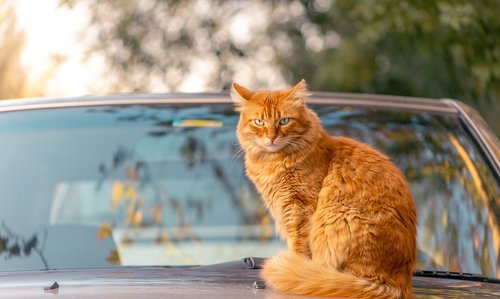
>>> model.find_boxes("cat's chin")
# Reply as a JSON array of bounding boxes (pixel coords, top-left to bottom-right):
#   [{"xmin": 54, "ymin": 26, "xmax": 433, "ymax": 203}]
[{"xmin": 259, "ymin": 143, "xmax": 287, "ymax": 153}]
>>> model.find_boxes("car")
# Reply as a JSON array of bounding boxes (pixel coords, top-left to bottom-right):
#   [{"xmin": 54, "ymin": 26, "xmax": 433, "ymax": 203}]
[{"xmin": 0, "ymin": 92, "xmax": 499, "ymax": 298}]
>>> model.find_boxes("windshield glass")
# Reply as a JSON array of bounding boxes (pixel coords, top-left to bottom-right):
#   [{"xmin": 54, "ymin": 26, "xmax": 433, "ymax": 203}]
[{"xmin": 0, "ymin": 103, "xmax": 498, "ymax": 278}]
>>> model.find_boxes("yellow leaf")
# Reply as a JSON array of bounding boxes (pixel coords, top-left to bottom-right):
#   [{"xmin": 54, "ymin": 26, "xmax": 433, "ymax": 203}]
[
  {"xmin": 124, "ymin": 184, "xmax": 138, "ymax": 201},
  {"xmin": 96, "ymin": 223, "xmax": 113, "ymax": 240},
  {"xmin": 111, "ymin": 181, "xmax": 124, "ymax": 210},
  {"xmin": 133, "ymin": 209, "xmax": 143, "ymax": 226},
  {"xmin": 106, "ymin": 248, "xmax": 121, "ymax": 265}
]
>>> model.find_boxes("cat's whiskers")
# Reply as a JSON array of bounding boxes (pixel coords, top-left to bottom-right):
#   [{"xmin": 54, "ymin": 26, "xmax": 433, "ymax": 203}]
[
  {"xmin": 232, "ymin": 142, "xmax": 259, "ymax": 164},
  {"xmin": 231, "ymin": 146, "xmax": 245, "ymax": 164}
]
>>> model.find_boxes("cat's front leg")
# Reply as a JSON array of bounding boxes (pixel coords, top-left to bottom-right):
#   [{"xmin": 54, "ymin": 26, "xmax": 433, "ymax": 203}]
[
  {"xmin": 283, "ymin": 202, "xmax": 312, "ymax": 258},
  {"xmin": 287, "ymin": 235, "xmax": 311, "ymax": 258}
]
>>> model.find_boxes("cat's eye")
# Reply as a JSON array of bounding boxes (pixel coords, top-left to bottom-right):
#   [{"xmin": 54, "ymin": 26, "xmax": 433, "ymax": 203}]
[
  {"xmin": 254, "ymin": 119, "xmax": 265, "ymax": 126},
  {"xmin": 279, "ymin": 118, "xmax": 290, "ymax": 125}
]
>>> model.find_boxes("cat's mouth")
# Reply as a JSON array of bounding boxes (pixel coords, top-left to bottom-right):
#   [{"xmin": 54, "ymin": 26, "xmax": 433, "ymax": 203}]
[{"xmin": 257, "ymin": 140, "xmax": 287, "ymax": 152}]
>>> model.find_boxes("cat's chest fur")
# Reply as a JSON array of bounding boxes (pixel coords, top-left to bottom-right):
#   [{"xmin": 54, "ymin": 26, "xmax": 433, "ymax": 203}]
[
  {"xmin": 244, "ymin": 149, "xmax": 330, "ymax": 239},
  {"xmin": 246, "ymin": 153, "xmax": 327, "ymax": 197}
]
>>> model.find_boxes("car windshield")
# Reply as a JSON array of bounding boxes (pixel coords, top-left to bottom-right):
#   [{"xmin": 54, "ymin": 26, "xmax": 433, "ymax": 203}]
[{"xmin": 0, "ymin": 102, "xmax": 498, "ymax": 278}]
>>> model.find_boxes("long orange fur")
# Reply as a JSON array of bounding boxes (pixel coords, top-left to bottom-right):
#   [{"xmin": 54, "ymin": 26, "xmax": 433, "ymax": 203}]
[{"xmin": 232, "ymin": 80, "xmax": 417, "ymax": 298}]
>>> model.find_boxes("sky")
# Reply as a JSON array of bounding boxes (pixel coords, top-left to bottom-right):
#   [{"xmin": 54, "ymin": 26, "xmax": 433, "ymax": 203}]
[
  {"xmin": 13, "ymin": 0, "xmax": 257, "ymax": 97},
  {"xmin": 15, "ymin": 0, "xmax": 104, "ymax": 97}
]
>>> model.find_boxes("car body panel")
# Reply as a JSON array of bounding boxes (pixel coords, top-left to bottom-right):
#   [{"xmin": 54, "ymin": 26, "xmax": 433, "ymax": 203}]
[{"xmin": 0, "ymin": 267, "xmax": 500, "ymax": 299}]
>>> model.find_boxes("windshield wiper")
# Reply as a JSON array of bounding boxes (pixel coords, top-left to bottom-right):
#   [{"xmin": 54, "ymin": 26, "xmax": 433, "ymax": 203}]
[
  {"xmin": 414, "ymin": 270, "xmax": 500, "ymax": 284},
  {"xmin": 197, "ymin": 257, "xmax": 265, "ymax": 270},
  {"xmin": 199, "ymin": 259, "xmax": 500, "ymax": 285}
]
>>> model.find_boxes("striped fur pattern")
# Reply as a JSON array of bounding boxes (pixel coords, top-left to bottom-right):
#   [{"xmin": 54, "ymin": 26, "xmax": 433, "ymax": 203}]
[{"xmin": 232, "ymin": 80, "xmax": 417, "ymax": 298}]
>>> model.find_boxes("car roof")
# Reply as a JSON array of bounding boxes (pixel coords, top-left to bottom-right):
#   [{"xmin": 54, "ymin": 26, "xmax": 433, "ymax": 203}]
[{"xmin": 0, "ymin": 92, "xmax": 458, "ymax": 115}]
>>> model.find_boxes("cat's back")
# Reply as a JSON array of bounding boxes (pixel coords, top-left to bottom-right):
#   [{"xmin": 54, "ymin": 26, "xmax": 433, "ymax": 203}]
[
  {"xmin": 326, "ymin": 136, "xmax": 402, "ymax": 179},
  {"xmin": 313, "ymin": 135, "xmax": 417, "ymax": 297},
  {"xmin": 323, "ymin": 135, "xmax": 414, "ymax": 208}
]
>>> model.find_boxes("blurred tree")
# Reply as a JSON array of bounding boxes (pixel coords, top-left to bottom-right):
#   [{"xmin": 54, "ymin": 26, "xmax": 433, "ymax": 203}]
[
  {"xmin": 60, "ymin": 0, "xmax": 499, "ymax": 135},
  {"xmin": 0, "ymin": 1, "xmax": 27, "ymax": 98},
  {"xmin": 59, "ymin": 0, "xmax": 287, "ymax": 91},
  {"xmin": 291, "ymin": 0, "xmax": 500, "ymax": 135},
  {"xmin": 0, "ymin": 1, "xmax": 55, "ymax": 99}
]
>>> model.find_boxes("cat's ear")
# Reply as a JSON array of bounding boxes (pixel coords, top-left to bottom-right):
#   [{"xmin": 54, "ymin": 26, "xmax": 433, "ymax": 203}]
[
  {"xmin": 286, "ymin": 79, "xmax": 309, "ymax": 107},
  {"xmin": 231, "ymin": 83, "xmax": 254, "ymax": 111}
]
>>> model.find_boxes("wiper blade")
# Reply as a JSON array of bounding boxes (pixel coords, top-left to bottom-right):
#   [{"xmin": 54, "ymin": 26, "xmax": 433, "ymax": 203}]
[
  {"xmin": 196, "ymin": 257, "xmax": 265, "ymax": 270},
  {"xmin": 414, "ymin": 270, "xmax": 500, "ymax": 284}
]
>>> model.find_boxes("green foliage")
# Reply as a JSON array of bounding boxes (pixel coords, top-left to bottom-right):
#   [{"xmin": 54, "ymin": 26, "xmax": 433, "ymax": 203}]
[
  {"xmin": 60, "ymin": 0, "xmax": 499, "ymax": 135},
  {"xmin": 292, "ymin": 0, "xmax": 499, "ymax": 134}
]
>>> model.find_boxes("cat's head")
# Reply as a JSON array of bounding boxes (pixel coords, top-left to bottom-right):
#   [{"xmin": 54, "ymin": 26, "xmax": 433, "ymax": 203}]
[{"xmin": 231, "ymin": 80, "xmax": 319, "ymax": 155}]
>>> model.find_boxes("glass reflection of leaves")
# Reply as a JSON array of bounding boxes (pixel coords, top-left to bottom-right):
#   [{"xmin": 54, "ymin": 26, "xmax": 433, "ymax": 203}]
[
  {"xmin": 0, "ymin": 222, "xmax": 49, "ymax": 269},
  {"xmin": 320, "ymin": 107, "xmax": 499, "ymax": 277},
  {"xmin": 89, "ymin": 105, "xmax": 280, "ymax": 266},
  {"xmin": 96, "ymin": 147, "xmax": 180, "ymax": 245}
]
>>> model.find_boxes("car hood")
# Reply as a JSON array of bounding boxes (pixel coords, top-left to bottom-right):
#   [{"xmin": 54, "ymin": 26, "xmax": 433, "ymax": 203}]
[{"xmin": 0, "ymin": 264, "xmax": 499, "ymax": 299}]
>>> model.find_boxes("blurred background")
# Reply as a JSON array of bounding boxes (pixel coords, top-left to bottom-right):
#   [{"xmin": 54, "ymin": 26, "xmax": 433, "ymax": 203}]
[{"xmin": 1, "ymin": 0, "xmax": 498, "ymax": 135}]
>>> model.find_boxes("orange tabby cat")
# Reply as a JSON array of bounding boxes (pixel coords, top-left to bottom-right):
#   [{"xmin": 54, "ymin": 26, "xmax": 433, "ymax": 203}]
[{"xmin": 232, "ymin": 80, "xmax": 417, "ymax": 298}]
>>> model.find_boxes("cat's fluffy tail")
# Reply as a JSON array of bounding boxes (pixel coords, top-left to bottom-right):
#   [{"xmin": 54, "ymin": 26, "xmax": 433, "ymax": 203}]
[{"xmin": 261, "ymin": 251, "xmax": 404, "ymax": 299}]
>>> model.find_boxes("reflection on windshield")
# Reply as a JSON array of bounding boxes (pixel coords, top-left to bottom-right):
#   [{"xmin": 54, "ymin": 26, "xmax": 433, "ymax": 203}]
[
  {"xmin": 317, "ymin": 106, "xmax": 500, "ymax": 277},
  {"xmin": 0, "ymin": 104, "xmax": 498, "ymax": 277},
  {"xmin": 0, "ymin": 222, "xmax": 48, "ymax": 269}
]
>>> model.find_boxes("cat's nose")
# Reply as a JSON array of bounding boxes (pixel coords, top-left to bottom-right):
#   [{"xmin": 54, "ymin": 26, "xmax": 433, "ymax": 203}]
[{"xmin": 267, "ymin": 127, "xmax": 278, "ymax": 144}]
